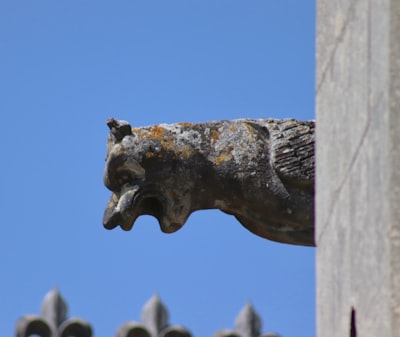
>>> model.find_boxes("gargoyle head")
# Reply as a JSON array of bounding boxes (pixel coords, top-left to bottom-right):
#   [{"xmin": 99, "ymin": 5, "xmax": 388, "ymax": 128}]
[{"xmin": 103, "ymin": 118, "xmax": 200, "ymax": 234}]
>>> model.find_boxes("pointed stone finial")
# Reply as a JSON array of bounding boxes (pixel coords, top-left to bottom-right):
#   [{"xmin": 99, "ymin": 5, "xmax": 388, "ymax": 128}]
[
  {"xmin": 141, "ymin": 294, "xmax": 169, "ymax": 335},
  {"xmin": 41, "ymin": 288, "xmax": 68, "ymax": 329},
  {"xmin": 234, "ymin": 302, "xmax": 262, "ymax": 337},
  {"xmin": 116, "ymin": 294, "xmax": 191, "ymax": 337},
  {"xmin": 15, "ymin": 289, "xmax": 92, "ymax": 337},
  {"xmin": 213, "ymin": 302, "xmax": 281, "ymax": 337}
]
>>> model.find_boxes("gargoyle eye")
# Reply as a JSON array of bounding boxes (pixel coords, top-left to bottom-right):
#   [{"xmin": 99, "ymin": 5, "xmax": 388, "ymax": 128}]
[{"xmin": 117, "ymin": 171, "xmax": 135, "ymax": 186}]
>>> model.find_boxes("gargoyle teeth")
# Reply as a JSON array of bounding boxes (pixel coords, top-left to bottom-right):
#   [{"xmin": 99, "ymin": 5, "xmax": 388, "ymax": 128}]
[
  {"xmin": 103, "ymin": 186, "xmax": 140, "ymax": 230},
  {"xmin": 115, "ymin": 187, "xmax": 137, "ymax": 213}
]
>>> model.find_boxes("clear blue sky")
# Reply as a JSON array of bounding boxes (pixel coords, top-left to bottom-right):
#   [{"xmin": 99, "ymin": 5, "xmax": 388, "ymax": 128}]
[{"xmin": 0, "ymin": 1, "xmax": 315, "ymax": 336}]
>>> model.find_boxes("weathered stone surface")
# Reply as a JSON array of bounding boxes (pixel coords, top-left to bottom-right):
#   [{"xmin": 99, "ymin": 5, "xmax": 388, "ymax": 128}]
[
  {"xmin": 103, "ymin": 118, "xmax": 315, "ymax": 246},
  {"xmin": 316, "ymin": 0, "xmax": 400, "ymax": 335}
]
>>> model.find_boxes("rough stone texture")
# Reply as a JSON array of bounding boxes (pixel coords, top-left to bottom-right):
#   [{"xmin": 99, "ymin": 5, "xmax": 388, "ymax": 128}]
[
  {"xmin": 103, "ymin": 118, "xmax": 315, "ymax": 246},
  {"xmin": 316, "ymin": 0, "xmax": 400, "ymax": 335}
]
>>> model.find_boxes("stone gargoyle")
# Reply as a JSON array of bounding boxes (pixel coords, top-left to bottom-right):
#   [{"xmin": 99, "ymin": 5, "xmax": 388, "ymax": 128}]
[{"xmin": 103, "ymin": 118, "xmax": 315, "ymax": 246}]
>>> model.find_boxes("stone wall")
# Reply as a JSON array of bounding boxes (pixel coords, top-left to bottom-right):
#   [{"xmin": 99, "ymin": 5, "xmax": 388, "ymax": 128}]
[{"xmin": 316, "ymin": 0, "xmax": 400, "ymax": 336}]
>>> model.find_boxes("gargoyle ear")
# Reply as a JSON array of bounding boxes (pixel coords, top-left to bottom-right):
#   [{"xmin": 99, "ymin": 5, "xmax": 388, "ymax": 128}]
[{"xmin": 107, "ymin": 118, "xmax": 132, "ymax": 141}]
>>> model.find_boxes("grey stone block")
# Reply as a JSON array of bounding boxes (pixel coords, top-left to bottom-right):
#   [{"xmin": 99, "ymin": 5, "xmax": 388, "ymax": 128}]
[{"xmin": 316, "ymin": 0, "xmax": 400, "ymax": 335}]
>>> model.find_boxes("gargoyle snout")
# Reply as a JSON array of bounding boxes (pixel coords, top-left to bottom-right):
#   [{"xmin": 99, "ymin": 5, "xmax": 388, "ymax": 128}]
[{"xmin": 104, "ymin": 151, "xmax": 146, "ymax": 193}]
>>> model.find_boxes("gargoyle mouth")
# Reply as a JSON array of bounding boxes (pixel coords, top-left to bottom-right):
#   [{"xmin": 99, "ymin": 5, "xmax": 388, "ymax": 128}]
[{"xmin": 103, "ymin": 185, "xmax": 184, "ymax": 233}]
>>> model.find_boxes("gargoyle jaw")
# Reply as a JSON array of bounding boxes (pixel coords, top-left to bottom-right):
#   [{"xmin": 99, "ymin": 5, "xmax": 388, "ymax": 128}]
[
  {"xmin": 102, "ymin": 186, "xmax": 186, "ymax": 234},
  {"xmin": 103, "ymin": 187, "xmax": 139, "ymax": 231}
]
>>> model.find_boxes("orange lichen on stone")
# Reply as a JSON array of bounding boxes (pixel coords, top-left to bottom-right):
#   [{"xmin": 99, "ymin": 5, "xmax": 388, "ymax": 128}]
[
  {"xmin": 132, "ymin": 126, "xmax": 166, "ymax": 141},
  {"xmin": 133, "ymin": 125, "xmax": 199, "ymax": 159},
  {"xmin": 243, "ymin": 122, "xmax": 256, "ymax": 138},
  {"xmin": 133, "ymin": 126, "xmax": 172, "ymax": 151},
  {"xmin": 210, "ymin": 129, "xmax": 220, "ymax": 144},
  {"xmin": 178, "ymin": 122, "xmax": 195, "ymax": 128},
  {"xmin": 148, "ymin": 125, "xmax": 169, "ymax": 142},
  {"xmin": 214, "ymin": 152, "xmax": 233, "ymax": 165}
]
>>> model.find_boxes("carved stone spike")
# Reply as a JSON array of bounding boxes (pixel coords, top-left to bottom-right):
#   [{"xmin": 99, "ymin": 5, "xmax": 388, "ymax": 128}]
[
  {"xmin": 41, "ymin": 288, "xmax": 68, "ymax": 330},
  {"xmin": 15, "ymin": 288, "xmax": 92, "ymax": 337},
  {"xmin": 103, "ymin": 118, "xmax": 315, "ymax": 246},
  {"xmin": 116, "ymin": 294, "xmax": 191, "ymax": 337},
  {"xmin": 213, "ymin": 303, "xmax": 280, "ymax": 337},
  {"xmin": 234, "ymin": 302, "xmax": 261, "ymax": 337},
  {"xmin": 141, "ymin": 294, "xmax": 169, "ymax": 335}
]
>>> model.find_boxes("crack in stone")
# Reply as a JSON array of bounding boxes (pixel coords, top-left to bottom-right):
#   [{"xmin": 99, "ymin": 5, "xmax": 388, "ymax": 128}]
[
  {"xmin": 317, "ymin": 110, "xmax": 371, "ymax": 244},
  {"xmin": 318, "ymin": 0, "xmax": 374, "ymax": 243},
  {"xmin": 316, "ymin": 0, "xmax": 358, "ymax": 94}
]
